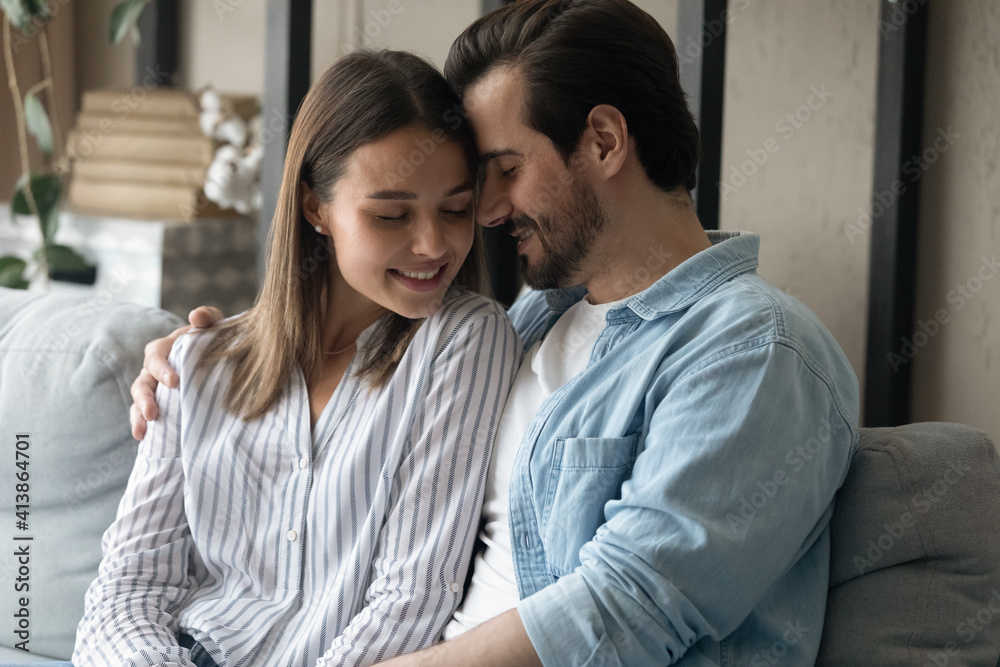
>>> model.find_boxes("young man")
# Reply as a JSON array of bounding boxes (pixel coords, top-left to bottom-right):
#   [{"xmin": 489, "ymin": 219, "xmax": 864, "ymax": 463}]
[{"xmin": 131, "ymin": 1, "xmax": 859, "ymax": 664}]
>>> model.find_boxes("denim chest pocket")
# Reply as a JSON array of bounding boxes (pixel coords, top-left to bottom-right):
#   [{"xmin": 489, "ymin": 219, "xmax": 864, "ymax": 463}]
[{"xmin": 541, "ymin": 434, "xmax": 640, "ymax": 576}]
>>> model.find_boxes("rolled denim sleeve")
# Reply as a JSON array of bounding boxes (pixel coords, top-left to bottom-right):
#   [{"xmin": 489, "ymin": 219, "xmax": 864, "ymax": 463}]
[{"xmin": 517, "ymin": 341, "xmax": 858, "ymax": 666}]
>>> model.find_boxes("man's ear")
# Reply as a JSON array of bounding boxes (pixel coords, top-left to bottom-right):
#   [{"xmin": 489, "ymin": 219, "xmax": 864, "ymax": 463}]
[
  {"xmin": 582, "ymin": 105, "xmax": 629, "ymax": 180},
  {"xmin": 300, "ymin": 181, "xmax": 324, "ymax": 228}
]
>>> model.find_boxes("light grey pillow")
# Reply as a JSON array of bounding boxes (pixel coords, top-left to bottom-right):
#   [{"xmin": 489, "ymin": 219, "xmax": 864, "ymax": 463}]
[
  {"xmin": 817, "ymin": 422, "xmax": 1000, "ymax": 666},
  {"xmin": 0, "ymin": 288, "xmax": 183, "ymax": 661}
]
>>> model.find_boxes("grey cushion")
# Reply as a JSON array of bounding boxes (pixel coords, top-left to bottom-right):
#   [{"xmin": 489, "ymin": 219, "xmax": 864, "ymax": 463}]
[
  {"xmin": 817, "ymin": 423, "xmax": 1000, "ymax": 666},
  {"xmin": 0, "ymin": 288, "xmax": 182, "ymax": 661}
]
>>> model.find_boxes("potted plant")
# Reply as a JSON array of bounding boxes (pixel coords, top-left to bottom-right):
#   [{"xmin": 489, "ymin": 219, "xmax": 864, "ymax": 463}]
[{"xmin": 0, "ymin": 0, "xmax": 149, "ymax": 289}]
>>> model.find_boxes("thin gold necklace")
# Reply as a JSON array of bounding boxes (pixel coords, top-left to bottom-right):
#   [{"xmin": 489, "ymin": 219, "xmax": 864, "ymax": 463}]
[{"xmin": 322, "ymin": 341, "xmax": 357, "ymax": 356}]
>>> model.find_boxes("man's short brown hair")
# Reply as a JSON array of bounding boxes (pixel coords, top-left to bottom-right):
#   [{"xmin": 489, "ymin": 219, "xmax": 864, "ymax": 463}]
[{"xmin": 445, "ymin": 0, "xmax": 700, "ymax": 193}]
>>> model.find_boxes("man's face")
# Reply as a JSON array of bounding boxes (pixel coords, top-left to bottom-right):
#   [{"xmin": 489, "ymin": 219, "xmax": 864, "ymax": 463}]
[{"xmin": 464, "ymin": 67, "xmax": 609, "ymax": 290}]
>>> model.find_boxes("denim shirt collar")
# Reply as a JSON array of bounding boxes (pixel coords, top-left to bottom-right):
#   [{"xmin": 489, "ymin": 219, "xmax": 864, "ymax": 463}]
[{"xmin": 542, "ymin": 230, "xmax": 760, "ymax": 320}]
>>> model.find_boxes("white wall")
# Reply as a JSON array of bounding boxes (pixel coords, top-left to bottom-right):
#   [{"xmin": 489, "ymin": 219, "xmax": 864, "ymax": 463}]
[
  {"xmin": 910, "ymin": 1, "xmax": 1000, "ymax": 442},
  {"xmin": 178, "ymin": 0, "xmax": 266, "ymax": 94},
  {"xmin": 718, "ymin": 1, "xmax": 879, "ymax": 413}
]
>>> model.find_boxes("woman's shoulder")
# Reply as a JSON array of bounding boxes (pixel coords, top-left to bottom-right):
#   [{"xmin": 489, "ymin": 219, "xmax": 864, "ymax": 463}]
[
  {"xmin": 399, "ymin": 289, "xmax": 520, "ymax": 386},
  {"xmin": 425, "ymin": 289, "xmax": 516, "ymax": 341}
]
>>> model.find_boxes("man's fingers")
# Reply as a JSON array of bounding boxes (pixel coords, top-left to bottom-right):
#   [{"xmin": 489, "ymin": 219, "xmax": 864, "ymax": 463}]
[
  {"xmin": 130, "ymin": 402, "xmax": 147, "ymax": 441},
  {"xmin": 130, "ymin": 367, "xmax": 160, "ymax": 420},
  {"xmin": 143, "ymin": 327, "xmax": 186, "ymax": 389},
  {"xmin": 189, "ymin": 306, "xmax": 224, "ymax": 329},
  {"xmin": 132, "ymin": 308, "xmax": 223, "ymax": 442}
]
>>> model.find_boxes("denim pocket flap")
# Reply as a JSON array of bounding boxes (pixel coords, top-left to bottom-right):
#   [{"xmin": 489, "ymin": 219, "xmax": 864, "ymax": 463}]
[{"xmin": 555, "ymin": 434, "xmax": 640, "ymax": 470}]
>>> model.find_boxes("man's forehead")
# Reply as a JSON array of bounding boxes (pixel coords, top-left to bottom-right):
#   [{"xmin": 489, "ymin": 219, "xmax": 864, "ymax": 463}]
[
  {"xmin": 465, "ymin": 65, "xmax": 523, "ymax": 110},
  {"xmin": 464, "ymin": 67, "xmax": 524, "ymax": 128},
  {"xmin": 463, "ymin": 66, "xmax": 533, "ymax": 156}
]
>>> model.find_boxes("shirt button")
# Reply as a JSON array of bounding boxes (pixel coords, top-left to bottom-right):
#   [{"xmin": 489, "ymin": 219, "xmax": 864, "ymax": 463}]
[
  {"xmin": 448, "ymin": 582, "xmax": 461, "ymax": 593},
  {"xmin": 287, "ymin": 530, "xmax": 297, "ymax": 542},
  {"xmin": 298, "ymin": 458, "xmax": 308, "ymax": 469}
]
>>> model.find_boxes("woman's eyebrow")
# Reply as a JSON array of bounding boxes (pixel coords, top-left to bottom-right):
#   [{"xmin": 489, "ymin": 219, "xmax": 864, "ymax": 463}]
[
  {"xmin": 367, "ymin": 182, "xmax": 473, "ymax": 200},
  {"xmin": 367, "ymin": 190, "xmax": 417, "ymax": 200}
]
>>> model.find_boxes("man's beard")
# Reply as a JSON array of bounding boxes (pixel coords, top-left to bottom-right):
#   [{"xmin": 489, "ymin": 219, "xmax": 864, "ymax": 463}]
[{"xmin": 508, "ymin": 180, "xmax": 609, "ymax": 290}]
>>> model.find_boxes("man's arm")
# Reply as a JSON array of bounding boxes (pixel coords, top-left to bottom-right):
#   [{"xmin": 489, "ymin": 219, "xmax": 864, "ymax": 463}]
[
  {"xmin": 377, "ymin": 609, "xmax": 540, "ymax": 667},
  {"xmin": 129, "ymin": 305, "xmax": 224, "ymax": 440},
  {"xmin": 510, "ymin": 343, "xmax": 857, "ymax": 665}
]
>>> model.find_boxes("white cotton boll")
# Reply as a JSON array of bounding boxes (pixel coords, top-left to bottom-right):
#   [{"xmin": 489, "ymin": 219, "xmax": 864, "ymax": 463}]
[
  {"xmin": 200, "ymin": 109, "xmax": 223, "ymax": 137},
  {"xmin": 204, "ymin": 145, "xmax": 262, "ymax": 214},
  {"xmin": 204, "ymin": 145, "xmax": 242, "ymax": 210},
  {"xmin": 215, "ymin": 116, "xmax": 247, "ymax": 147},
  {"xmin": 200, "ymin": 87, "xmax": 222, "ymax": 112},
  {"xmin": 243, "ymin": 144, "xmax": 263, "ymax": 171}
]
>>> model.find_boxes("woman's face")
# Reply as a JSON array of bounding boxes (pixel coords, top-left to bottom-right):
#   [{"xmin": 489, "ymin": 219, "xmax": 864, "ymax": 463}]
[{"xmin": 313, "ymin": 126, "xmax": 476, "ymax": 319}]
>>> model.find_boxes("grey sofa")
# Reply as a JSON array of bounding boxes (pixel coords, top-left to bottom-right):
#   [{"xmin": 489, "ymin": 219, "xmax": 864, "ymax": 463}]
[{"xmin": 1, "ymin": 288, "xmax": 998, "ymax": 665}]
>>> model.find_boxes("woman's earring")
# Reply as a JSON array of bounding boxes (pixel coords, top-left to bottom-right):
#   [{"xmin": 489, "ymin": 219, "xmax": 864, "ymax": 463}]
[{"xmin": 315, "ymin": 225, "xmax": 323, "ymax": 233}]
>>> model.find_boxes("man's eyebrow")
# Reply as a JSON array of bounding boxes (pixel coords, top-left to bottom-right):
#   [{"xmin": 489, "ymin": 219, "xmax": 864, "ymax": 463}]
[
  {"xmin": 367, "ymin": 190, "xmax": 417, "ymax": 200},
  {"xmin": 481, "ymin": 149, "xmax": 522, "ymax": 163}
]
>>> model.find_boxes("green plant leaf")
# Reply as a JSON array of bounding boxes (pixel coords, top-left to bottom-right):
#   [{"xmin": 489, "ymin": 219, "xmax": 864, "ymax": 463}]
[
  {"xmin": 11, "ymin": 172, "xmax": 61, "ymax": 242},
  {"xmin": 0, "ymin": 256, "xmax": 29, "ymax": 289},
  {"xmin": 0, "ymin": 0, "xmax": 29, "ymax": 29},
  {"xmin": 24, "ymin": 92, "xmax": 53, "ymax": 154},
  {"xmin": 40, "ymin": 244, "xmax": 89, "ymax": 273},
  {"xmin": 0, "ymin": 0, "xmax": 49, "ymax": 31},
  {"xmin": 109, "ymin": 0, "xmax": 147, "ymax": 46}
]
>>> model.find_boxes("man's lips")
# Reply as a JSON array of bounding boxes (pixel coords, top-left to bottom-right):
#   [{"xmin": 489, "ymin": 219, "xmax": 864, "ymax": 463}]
[{"xmin": 514, "ymin": 227, "xmax": 536, "ymax": 253}]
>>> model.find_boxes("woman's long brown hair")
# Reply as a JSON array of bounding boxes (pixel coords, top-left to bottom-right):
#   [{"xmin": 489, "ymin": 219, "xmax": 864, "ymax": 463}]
[{"xmin": 195, "ymin": 50, "xmax": 487, "ymax": 422}]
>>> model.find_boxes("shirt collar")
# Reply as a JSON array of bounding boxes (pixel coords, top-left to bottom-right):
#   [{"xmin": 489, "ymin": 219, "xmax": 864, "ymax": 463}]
[{"xmin": 543, "ymin": 230, "xmax": 760, "ymax": 320}]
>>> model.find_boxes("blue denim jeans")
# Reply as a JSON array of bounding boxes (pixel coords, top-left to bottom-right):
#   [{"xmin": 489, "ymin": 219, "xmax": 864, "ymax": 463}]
[{"xmin": 0, "ymin": 634, "xmax": 218, "ymax": 667}]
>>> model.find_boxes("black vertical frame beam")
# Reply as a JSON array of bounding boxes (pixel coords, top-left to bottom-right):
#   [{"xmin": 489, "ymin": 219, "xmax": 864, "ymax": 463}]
[
  {"xmin": 864, "ymin": 0, "xmax": 928, "ymax": 427},
  {"xmin": 135, "ymin": 0, "xmax": 178, "ymax": 87},
  {"xmin": 677, "ymin": 0, "xmax": 727, "ymax": 231},
  {"xmin": 259, "ymin": 0, "xmax": 312, "ymax": 279}
]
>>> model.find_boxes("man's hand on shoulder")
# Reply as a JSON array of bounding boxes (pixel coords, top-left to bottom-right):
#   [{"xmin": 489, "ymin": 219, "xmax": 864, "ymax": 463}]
[{"xmin": 128, "ymin": 306, "xmax": 225, "ymax": 440}]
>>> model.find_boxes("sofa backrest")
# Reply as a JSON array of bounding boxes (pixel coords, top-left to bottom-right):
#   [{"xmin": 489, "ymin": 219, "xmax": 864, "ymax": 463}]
[
  {"xmin": 0, "ymin": 288, "xmax": 183, "ymax": 660},
  {"xmin": 817, "ymin": 422, "xmax": 1000, "ymax": 666}
]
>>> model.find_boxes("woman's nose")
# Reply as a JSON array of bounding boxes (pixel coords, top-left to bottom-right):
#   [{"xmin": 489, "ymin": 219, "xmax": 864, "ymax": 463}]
[{"xmin": 412, "ymin": 217, "xmax": 448, "ymax": 258}]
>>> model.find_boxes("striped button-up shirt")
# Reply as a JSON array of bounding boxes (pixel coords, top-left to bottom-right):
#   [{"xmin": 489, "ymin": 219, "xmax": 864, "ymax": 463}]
[{"xmin": 73, "ymin": 290, "xmax": 520, "ymax": 667}]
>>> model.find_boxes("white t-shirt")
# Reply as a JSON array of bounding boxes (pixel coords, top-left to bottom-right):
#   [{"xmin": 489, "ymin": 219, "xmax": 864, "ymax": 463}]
[{"xmin": 443, "ymin": 293, "xmax": 623, "ymax": 639}]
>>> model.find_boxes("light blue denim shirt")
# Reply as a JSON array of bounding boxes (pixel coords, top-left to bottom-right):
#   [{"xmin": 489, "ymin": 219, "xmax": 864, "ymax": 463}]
[{"xmin": 509, "ymin": 230, "xmax": 860, "ymax": 666}]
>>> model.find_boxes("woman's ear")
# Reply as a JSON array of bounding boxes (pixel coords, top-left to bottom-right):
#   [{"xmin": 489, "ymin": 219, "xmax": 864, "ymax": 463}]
[
  {"xmin": 583, "ymin": 104, "xmax": 629, "ymax": 180},
  {"xmin": 300, "ymin": 181, "xmax": 324, "ymax": 229}
]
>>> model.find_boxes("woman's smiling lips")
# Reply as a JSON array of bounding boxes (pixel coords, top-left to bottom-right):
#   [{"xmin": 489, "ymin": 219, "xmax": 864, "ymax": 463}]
[{"xmin": 388, "ymin": 263, "xmax": 448, "ymax": 292}]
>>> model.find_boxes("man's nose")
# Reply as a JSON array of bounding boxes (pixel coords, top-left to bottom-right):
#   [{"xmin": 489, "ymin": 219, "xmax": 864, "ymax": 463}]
[{"xmin": 477, "ymin": 170, "xmax": 511, "ymax": 228}]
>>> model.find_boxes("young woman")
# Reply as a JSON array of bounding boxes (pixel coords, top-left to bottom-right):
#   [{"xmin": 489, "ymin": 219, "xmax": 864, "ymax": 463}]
[{"xmin": 69, "ymin": 50, "xmax": 520, "ymax": 667}]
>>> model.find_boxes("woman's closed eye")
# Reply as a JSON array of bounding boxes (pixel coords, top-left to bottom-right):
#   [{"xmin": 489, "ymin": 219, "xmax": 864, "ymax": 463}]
[{"xmin": 366, "ymin": 209, "xmax": 409, "ymax": 222}]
